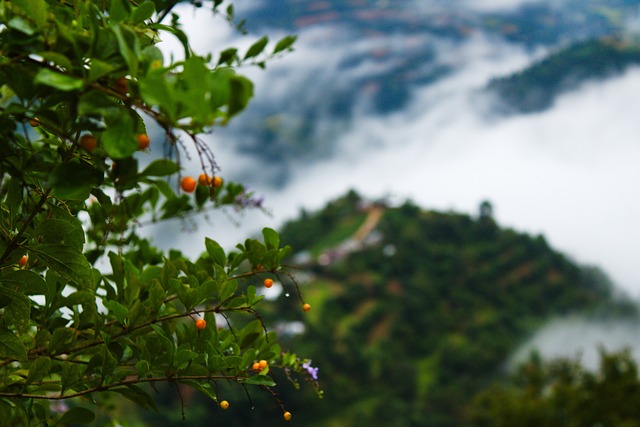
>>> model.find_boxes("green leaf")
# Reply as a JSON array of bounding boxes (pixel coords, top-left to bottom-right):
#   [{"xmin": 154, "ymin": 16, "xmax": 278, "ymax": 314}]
[
  {"xmin": 217, "ymin": 48, "xmax": 238, "ymax": 66},
  {"xmin": 226, "ymin": 75, "xmax": 253, "ymax": 121},
  {"xmin": 135, "ymin": 360, "xmax": 150, "ymax": 377},
  {"xmin": 148, "ymin": 23, "xmax": 191, "ymax": 59},
  {"xmin": 58, "ymin": 290, "xmax": 94, "ymax": 309},
  {"xmin": 38, "ymin": 51, "xmax": 73, "ymax": 72},
  {"xmin": 109, "ymin": 0, "xmax": 130, "ymax": 22},
  {"xmin": 112, "ymin": 24, "xmax": 140, "ymax": 76},
  {"xmin": 14, "ymin": 0, "xmax": 48, "ymax": 27},
  {"xmin": 49, "ymin": 159, "xmax": 103, "ymax": 200},
  {"xmin": 60, "ymin": 362, "xmax": 81, "ymax": 393},
  {"xmin": 0, "ymin": 286, "xmax": 31, "ymax": 327},
  {"xmin": 205, "ymin": 238, "xmax": 226, "ymax": 266},
  {"xmin": 218, "ymin": 280, "xmax": 237, "ymax": 303},
  {"xmin": 241, "ymin": 348, "xmax": 256, "ymax": 370},
  {"xmin": 33, "ymin": 217, "xmax": 85, "ymax": 250},
  {"xmin": 139, "ymin": 73, "xmax": 176, "ymax": 120},
  {"xmin": 78, "ymin": 90, "xmax": 117, "ymax": 116},
  {"xmin": 7, "ymin": 17, "xmax": 36, "ymax": 35},
  {"xmin": 49, "ymin": 327, "xmax": 76, "ymax": 354},
  {"xmin": 0, "ymin": 329, "xmax": 27, "ymax": 361},
  {"xmin": 1, "ymin": 270, "xmax": 47, "ymax": 295},
  {"xmin": 244, "ymin": 375, "xmax": 276, "ymax": 387},
  {"xmin": 132, "ymin": 1, "xmax": 155, "ymax": 23},
  {"xmin": 182, "ymin": 56, "xmax": 211, "ymax": 120},
  {"xmin": 150, "ymin": 324, "xmax": 175, "ymax": 357},
  {"xmin": 273, "ymin": 35, "xmax": 297, "ymax": 54},
  {"xmin": 262, "ymin": 227, "xmax": 279, "ymax": 250},
  {"xmin": 29, "ymin": 244, "xmax": 92, "ymax": 289},
  {"xmin": 180, "ymin": 380, "xmax": 217, "ymax": 401},
  {"xmin": 245, "ymin": 37, "xmax": 268, "ymax": 59},
  {"xmin": 174, "ymin": 349, "xmax": 197, "ymax": 370},
  {"xmin": 112, "ymin": 385, "xmax": 157, "ymax": 410},
  {"xmin": 88, "ymin": 58, "xmax": 117, "ymax": 82},
  {"xmin": 27, "ymin": 357, "xmax": 51, "ymax": 384},
  {"xmin": 34, "ymin": 68, "xmax": 83, "ymax": 91},
  {"xmin": 105, "ymin": 300, "xmax": 128, "ymax": 324},
  {"xmin": 140, "ymin": 159, "xmax": 179, "ymax": 177},
  {"xmin": 102, "ymin": 110, "xmax": 137, "ymax": 159},
  {"xmin": 58, "ymin": 407, "xmax": 95, "ymax": 425}
]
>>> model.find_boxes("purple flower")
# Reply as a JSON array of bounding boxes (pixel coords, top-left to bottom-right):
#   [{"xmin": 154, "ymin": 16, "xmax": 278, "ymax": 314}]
[
  {"xmin": 234, "ymin": 192, "xmax": 265, "ymax": 210},
  {"xmin": 50, "ymin": 401, "xmax": 69, "ymax": 414},
  {"xmin": 302, "ymin": 359, "xmax": 319, "ymax": 381}
]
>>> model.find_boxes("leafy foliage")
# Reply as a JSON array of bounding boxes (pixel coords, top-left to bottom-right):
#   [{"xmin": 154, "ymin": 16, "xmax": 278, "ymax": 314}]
[
  {"xmin": 470, "ymin": 349, "xmax": 640, "ymax": 427},
  {"xmin": 0, "ymin": 0, "xmax": 313, "ymax": 424}
]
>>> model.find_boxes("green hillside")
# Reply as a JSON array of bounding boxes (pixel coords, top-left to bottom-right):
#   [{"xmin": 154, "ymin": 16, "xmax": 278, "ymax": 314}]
[
  {"xmin": 489, "ymin": 37, "xmax": 640, "ymax": 113},
  {"xmin": 128, "ymin": 191, "xmax": 635, "ymax": 426},
  {"xmin": 274, "ymin": 191, "xmax": 635, "ymax": 426}
]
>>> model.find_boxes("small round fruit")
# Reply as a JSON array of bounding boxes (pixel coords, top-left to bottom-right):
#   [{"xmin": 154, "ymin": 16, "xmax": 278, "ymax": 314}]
[
  {"xmin": 303, "ymin": 303, "xmax": 311, "ymax": 312},
  {"xmin": 136, "ymin": 133, "xmax": 150, "ymax": 150},
  {"xmin": 181, "ymin": 176, "xmax": 197, "ymax": 193},
  {"xmin": 219, "ymin": 400, "xmax": 229, "ymax": 410},
  {"xmin": 212, "ymin": 175, "xmax": 223, "ymax": 188},
  {"xmin": 252, "ymin": 362, "xmax": 261, "ymax": 372},
  {"xmin": 18, "ymin": 255, "xmax": 28, "ymax": 267},
  {"xmin": 263, "ymin": 278, "xmax": 274, "ymax": 288},
  {"xmin": 80, "ymin": 134, "xmax": 97, "ymax": 152},
  {"xmin": 198, "ymin": 173, "xmax": 211, "ymax": 186},
  {"xmin": 283, "ymin": 411, "xmax": 292, "ymax": 421},
  {"xmin": 258, "ymin": 359, "xmax": 268, "ymax": 370},
  {"xmin": 115, "ymin": 77, "xmax": 128, "ymax": 94},
  {"xmin": 29, "ymin": 118, "xmax": 40, "ymax": 127},
  {"xmin": 195, "ymin": 318, "xmax": 206, "ymax": 330}
]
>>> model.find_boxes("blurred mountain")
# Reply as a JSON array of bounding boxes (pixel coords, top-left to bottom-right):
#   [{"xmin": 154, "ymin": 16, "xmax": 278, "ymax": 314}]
[
  {"xmin": 220, "ymin": 0, "xmax": 640, "ymax": 184},
  {"xmin": 488, "ymin": 37, "xmax": 640, "ymax": 113},
  {"xmin": 268, "ymin": 191, "xmax": 636, "ymax": 427}
]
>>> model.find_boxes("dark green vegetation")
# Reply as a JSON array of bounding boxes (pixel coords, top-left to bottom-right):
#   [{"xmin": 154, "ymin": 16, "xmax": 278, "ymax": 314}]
[
  {"xmin": 471, "ymin": 349, "xmax": 640, "ymax": 427},
  {"xmin": 123, "ymin": 191, "xmax": 637, "ymax": 426},
  {"xmin": 489, "ymin": 38, "xmax": 640, "ymax": 113},
  {"xmin": 273, "ymin": 191, "xmax": 635, "ymax": 426}
]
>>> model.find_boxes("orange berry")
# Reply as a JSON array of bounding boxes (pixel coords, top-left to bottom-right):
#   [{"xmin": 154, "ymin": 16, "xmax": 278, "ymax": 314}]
[
  {"xmin": 29, "ymin": 118, "xmax": 40, "ymax": 127},
  {"xmin": 195, "ymin": 318, "xmax": 206, "ymax": 330},
  {"xmin": 212, "ymin": 175, "xmax": 223, "ymax": 188},
  {"xmin": 252, "ymin": 362, "xmax": 261, "ymax": 372},
  {"xmin": 115, "ymin": 77, "xmax": 128, "ymax": 94},
  {"xmin": 181, "ymin": 176, "xmax": 197, "ymax": 193},
  {"xmin": 136, "ymin": 133, "xmax": 150, "ymax": 150},
  {"xmin": 80, "ymin": 134, "xmax": 97, "ymax": 152},
  {"xmin": 258, "ymin": 359, "xmax": 268, "ymax": 370},
  {"xmin": 263, "ymin": 278, "xmax": 274, "ymax": 288},
  {"xmin": 283, "ymin": 411, "xmax": 292, "ymax": 421},
  {"xmin": 198, "ymin": 173, "xmax": 211, "ymax": 186},
  {"xmin": 219, "ymin": 400, "xmax": 229, "ymax": 410},
  {"xmin": 18, "ymin": 255, "xmax": 28, "ymax": 267},
  {"xmin": 303, "ymin": 303, "xmax": 311, "ymax": 312}
]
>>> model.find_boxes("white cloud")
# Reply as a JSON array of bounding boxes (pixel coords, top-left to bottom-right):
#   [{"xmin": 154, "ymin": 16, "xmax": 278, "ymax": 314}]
[
  {"xmin": 462, "ymin": 0, "xmax": 545, "ymax": 12},
  {"xmin": 512, "ymin": 316, "xmax": 640, "ymax": 371},
  {"xmin": 256, "ymin": 36, "xmax": 640, "ymax": 298}
]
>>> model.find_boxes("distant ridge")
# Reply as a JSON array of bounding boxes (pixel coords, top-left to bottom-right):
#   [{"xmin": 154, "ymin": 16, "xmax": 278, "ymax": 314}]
[
  {"xmin": 487, "ymin": 37, "xmax": 640, "ymax": 113},
  {"xmin": 272, "ymin": 190, "xmax": 636, "ymax": 426}
]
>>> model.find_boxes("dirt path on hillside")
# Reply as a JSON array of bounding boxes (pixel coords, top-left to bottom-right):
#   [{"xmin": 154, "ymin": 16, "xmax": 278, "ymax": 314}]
[{"xmin": 353, "ymin": 205, "xmax": 384, "ymax": 242}]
